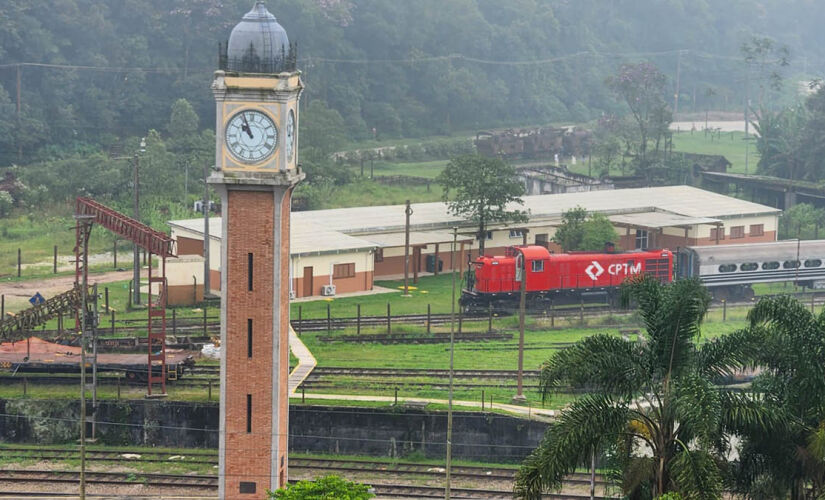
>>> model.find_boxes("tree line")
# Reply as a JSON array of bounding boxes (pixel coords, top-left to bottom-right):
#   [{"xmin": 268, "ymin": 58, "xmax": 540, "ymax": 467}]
[
  {"xmin": 1, "ymin": 0, "xmax": 823, "ymax": 166},
  {"xmin": 517, "ymin": 278, "xmax": 825, "ymax": 500}
]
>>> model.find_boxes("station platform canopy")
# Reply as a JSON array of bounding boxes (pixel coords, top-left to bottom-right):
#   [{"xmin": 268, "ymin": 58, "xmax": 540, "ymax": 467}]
[
  {"xmin": 609, "ymin": 211, "xmax": 721, "ymax": 230},
  {"xmin": 361, "ymin": 230, "xmax": 473, "ymax": 248}
]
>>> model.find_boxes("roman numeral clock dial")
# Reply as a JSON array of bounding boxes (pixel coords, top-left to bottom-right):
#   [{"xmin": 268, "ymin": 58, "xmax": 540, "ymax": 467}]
[{"xmin": 225, "ymin": 110, "xmax": 278, "ymax": 164}]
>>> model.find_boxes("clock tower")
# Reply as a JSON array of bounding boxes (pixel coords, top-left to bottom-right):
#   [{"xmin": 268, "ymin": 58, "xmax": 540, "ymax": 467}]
[{"xmin": 209, "ymin": 2, "xmax": 304, "ymax": 498}]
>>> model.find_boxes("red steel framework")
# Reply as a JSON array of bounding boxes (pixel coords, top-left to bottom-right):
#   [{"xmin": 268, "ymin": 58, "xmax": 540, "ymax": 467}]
[{"xmin": 74, "ymin": 197, "xmax": 177, "ymax": 395}]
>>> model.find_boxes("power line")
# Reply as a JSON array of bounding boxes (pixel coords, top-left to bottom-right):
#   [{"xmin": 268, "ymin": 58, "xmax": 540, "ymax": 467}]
[{"xmin": 0, "ymin": 48, "xmax": 763, "ymax": 73}]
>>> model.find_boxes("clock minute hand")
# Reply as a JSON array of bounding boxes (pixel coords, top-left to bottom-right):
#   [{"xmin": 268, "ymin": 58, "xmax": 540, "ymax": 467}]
[{"xmin": 241, "ymin": 113, "xmax": 254, "ymax": 139}]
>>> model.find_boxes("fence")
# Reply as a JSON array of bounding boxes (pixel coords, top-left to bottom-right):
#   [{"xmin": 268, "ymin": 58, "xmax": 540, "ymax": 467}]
[{"xmin": 2, "ymin": 242, "xmax": 143, "ymax": 279}]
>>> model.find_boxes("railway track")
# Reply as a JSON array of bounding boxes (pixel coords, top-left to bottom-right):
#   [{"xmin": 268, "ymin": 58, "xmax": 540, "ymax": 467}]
[
  {"xmin": 0, "ymin": 469, "xmax": 217, "ymax": 489},
  {"xmin": 0, "ymin": 449, "xmax": 612, "ymax": 496},
  {"xmin": 370, "ymin": 483, "xmax": 614, "ymax": 499},
  {"xmin": 19, "ymin": 291, "xmax": 824, "ymax": 346}
]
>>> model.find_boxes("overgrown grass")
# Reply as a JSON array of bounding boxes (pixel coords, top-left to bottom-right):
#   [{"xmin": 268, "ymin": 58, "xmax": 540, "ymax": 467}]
[
  {"xmin": 301, "ymin": 178, "xmax": 443, "ymax": 209},
  {"xmin": 292, "ymin": 274, "xmax": 461, "ymax": 319},
  {"xmin": 671, "ymin": 129, "xmax": 758, "ymax": 174},
  {"xmin": 0, "ymin": 211, "xmax": 127, "ymax": 275},
  {"xmin": 352, "ymin": 159, "xmax": 449, "ymax": 179}
]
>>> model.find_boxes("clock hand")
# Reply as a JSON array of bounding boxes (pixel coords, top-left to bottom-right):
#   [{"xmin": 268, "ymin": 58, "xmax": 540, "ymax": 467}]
[{"xmin": 241, "ymin": 113, "xmax": 254, "ymax": 139}]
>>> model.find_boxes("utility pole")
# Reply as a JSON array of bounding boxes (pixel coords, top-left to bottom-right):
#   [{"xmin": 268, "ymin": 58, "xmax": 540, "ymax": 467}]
[
  {"xmin": 674, "ymin": 50, "xmax": 682, "ymax": 115},
  {"xmin": 132, "ymin": 153, "xmax": 141, "ymax": 305},
  {"xmin": 203, "ymin": 163, "xmax": 211, "ymax": 297},
  {"xmin": 744, "ymin": 69, "xmax": 751, "ymax": 176},
  {"xmin": 403, "ymin": 200, "xmax": 413, "ymax": 296},
  {"xmin": 132, "ymin": 138, "xmax": 145, "ymax": 305},
  {"xmin": 445, "ymin": 227, "xmax": 458, "ymax": 500},
  {"xmin": 76, "ymin": 216, "xmax": 93, "ymax": 500},
  {"xmin": 16, "ymin": 64, "xmax": 22, "ymax": 163},
  {"xmin": 513, "ymin": 248, "xmax": 527, "ymax": 403}
]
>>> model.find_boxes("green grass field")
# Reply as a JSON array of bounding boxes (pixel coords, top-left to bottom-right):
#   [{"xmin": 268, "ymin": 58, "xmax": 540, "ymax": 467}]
[
  {"xmin": 366, "ymin": 160, "xmax": 448, "ymax": 179},
  {"xmin": 292, "ymin": 274, "xmax": 458, "ymax": 319},
  {"xmin": 671, "ymin": 129, "xmax": 758, "ymax": 174},
  {"xmin": 0, "ymin": 212, "xmax": 129, "ymax": 277}
]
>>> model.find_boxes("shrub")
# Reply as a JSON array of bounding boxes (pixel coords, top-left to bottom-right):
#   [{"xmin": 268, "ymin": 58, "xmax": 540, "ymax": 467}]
[{"xmin": 267, "ymin": 475, "xmax": 374, "ymax": 500}]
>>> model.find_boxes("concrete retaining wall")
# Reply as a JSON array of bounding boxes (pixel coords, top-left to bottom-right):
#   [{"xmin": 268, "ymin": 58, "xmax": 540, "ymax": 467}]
[{"xmin": 0, "ymin": 399, "xmax": 547, "ymax": 462}]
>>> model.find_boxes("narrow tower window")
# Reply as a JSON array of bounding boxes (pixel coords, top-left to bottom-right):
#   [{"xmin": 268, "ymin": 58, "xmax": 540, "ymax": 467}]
[
  {"xmin": 248, "ymin": 253, "xmax": 254, "ymax": 291},
  {"xmin": 247, "ymin": 319, "xmax": 253, "ymax": 358},
  {"xmin": 246, "ymin": 394, "xmax": 252, "ymax": 433}
]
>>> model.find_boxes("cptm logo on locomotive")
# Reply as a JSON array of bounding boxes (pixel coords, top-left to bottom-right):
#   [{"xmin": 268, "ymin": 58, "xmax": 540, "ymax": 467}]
[{"xmin": 585, "ymin": 260, "xmax": 642, "ymax": 280}]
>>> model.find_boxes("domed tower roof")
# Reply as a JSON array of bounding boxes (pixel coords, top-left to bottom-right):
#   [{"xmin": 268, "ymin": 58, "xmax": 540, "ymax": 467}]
[{"xmin": 224, "ymin": 1, "xmax": 294, "ymax": 74}]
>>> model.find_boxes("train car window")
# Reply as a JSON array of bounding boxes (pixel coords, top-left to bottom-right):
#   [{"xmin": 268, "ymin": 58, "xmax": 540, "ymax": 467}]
[
  {"xmin": 805, "ymin": 259, "xmax": 822, "ymax": 268},
  {"xmin": 740, "ymin": 262, "xmax": 758, "ymax": 271},
  {"xmin": 762, "ymin": 261, "xmax": 780, "ymax": 270},
  {"xmin": 718, "ymin": 264, "xmax": 737, "ymax": 273},
  {"xmin": 783, "ymin": 260, "xmax": 801, "ymax": 269},
  {"xmin": 531, "ymin": 260, "xmax": 544, "ymax": 272}
]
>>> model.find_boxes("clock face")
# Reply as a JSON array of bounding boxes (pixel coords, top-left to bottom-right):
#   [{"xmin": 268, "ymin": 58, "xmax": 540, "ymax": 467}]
[
  {"xmin": 286, "ymin": 109, "xmax": 295, "ymax": 162},
  {"xmin": 225, "ymin": 110, "xmax": 278, "ymax": 164}
]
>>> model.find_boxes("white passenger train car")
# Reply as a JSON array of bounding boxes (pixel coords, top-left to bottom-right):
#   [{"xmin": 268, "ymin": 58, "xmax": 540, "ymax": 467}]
[{"xmin": 677, "ymin": 240, "xmax": 825, "ymax": 300}]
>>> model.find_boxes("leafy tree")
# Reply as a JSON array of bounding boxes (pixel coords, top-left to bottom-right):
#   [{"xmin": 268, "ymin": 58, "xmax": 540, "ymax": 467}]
[
  {"xmin": 514, "ymin": 276, "xmax": 761, "ymax": 499},
  {"xmin": 752, "ymin": 105, "xmax": 807, "ymax": 180},
  {"xmin": 300, "ymin": 100, "xmax": 349, "ymax": 164},
  {"xmin": 437, "ymin": 154, "xmax": 526, "ymax": 255},
  {"xmin": 741, "ymin": 35, "xmax": 791, "ymax": 109},
  {"xmin": 606, "ymin": 62, "xmax": 672, "ymax": 179},
  {"xmin": 592, "ymin": 115, "xmax": 623, "ymax": 177},
  {"xmin": 168, "ymin": 98, "xmax": 200, "ymax": 144},
  {"xmin": 794, "ymin": 85, "xmax": 825, "ymax": 181},
  {"xmin": 778, "ymin": 203, "xmax": 825, "ymax": 240},
  {"xmin": 268, "ymin": 475, "xmax": 374, "ymax": 500},
  {"xmin": 551, "ymin": 206, "xmax": 617, "ymax": 252},
  {"xmin": 0, "ymin": 191, "xmax": 12, "ymax": 217},
  {"xmin": 727, "ymin": 296, "xmax": 825, "ymax": 499}
]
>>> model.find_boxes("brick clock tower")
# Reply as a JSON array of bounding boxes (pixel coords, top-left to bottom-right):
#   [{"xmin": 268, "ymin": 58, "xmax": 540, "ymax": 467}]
[{"xmin": 209, "ymin": 3, "xmax": 303, "ymax": 498}]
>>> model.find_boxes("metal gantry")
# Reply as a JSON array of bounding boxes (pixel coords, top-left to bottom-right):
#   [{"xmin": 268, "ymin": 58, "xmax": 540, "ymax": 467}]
[{"xmin": 74, "ymin": 197, "xmax": 176, "ymax": 396}]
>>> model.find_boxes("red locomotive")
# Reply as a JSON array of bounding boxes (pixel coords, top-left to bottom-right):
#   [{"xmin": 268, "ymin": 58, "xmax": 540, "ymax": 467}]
[{"xmin": 461, "ymin": 245, "xmax": 673, "ymax": 311}]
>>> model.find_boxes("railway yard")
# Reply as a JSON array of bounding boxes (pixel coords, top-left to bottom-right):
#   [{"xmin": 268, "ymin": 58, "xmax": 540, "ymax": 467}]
[
  {"xmin": 0, "ymin": 446, "xmax": 617, "ymax": 499},
  {"xmin": 0, "ymin": 271, "xmax": 810, "ymax": 498}
]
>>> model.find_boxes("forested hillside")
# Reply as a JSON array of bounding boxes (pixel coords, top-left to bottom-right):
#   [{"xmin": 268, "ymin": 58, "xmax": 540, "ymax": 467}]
[{"xmin": 1, "ymin": 0, "xmax": 823, "ymax": 166}]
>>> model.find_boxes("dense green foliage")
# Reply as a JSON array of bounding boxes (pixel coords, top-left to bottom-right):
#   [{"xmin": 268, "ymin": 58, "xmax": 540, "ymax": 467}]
[
  {"xmin": 778, "ymin": 203, "xmax": 825, "ymax": 240},
  {"xmin": 515, "ymin": 277, "xmax": 761, "ymax": 499},
  {"xmin": 437, "ymin": 154, "xmax": 526, "ymax": 254},
  {"xmin": 728, "ymin": 296, "xmax": 825, "ymax": 499},
  {"xmin": 268, "ymin": 475, "xmax": 374, "ymax": 499},
  {"xmin": 754, "ymin": 86, "xmax": 825, "ymax": 181},
  {"xmin": 1, "ymin": 0, "xmax": 822, "ymax": 166},
  {"xmin": 551, "ymin": 206, "xmax": 618, "ymax": 252}
]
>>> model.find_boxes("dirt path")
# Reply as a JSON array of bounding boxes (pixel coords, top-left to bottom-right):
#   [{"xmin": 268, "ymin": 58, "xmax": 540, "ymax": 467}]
[{"xmin": 0, "ymin": 271, "xmax": 132, "ymax": 314}]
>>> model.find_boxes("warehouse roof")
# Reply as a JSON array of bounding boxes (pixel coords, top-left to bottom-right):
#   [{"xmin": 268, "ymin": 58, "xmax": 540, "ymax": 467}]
[
  {"xmin": 609, "ymin": 212, "xmax": 721, "ymax": 229},
  {"xmin": 169, "ymin": 186, "xmax": 779, "ymax": 252},
  {"xmin": 290, "ymin": 185, "xmax": 778, "ymax": 235},
  {"xmin": 360, "ymin": 230, "xmax": 474, "ymax": 248},
  {"xmin": 168, "ymin": 218, "xmax": 376, "ymax": 257}
]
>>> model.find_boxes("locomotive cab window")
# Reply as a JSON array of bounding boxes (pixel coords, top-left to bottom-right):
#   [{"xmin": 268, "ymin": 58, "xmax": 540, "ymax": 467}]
[
  {"xmin": 783, "ymin": 260, "xmax": 801, "ymax": 269},
  {"xmin": 804, "ymin": 259, "xmax": 822, "ymax": 268},
  {"xmin": 762, "ymin": 261, "xmax": 780, "ymax": 270},
  {"xmin": 531, "ymin": 260, "xmax": 544, "ymax": 272},
  {"xmin": 740, "ymin": 262, "xmax": 758, "ymax": 272},
  {"xmin": 718, "ymin": 264, "xmax": 737, "ymax": 273}
]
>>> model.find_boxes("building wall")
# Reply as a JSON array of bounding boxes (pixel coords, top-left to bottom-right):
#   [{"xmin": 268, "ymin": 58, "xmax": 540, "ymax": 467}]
[
  {"xmin": 177, "ymin": 236, "xmax": 204, "ymax": 256},
  {"xmin": 171, "ymin": 212, "xmax": 779, "ymax": 294},
  {"xmin": 166, "ymin": 257, "xmax": 204, "ymax": 306},
  {"xmin": 616, "ymin": 215, "xmax": 779, "ymax": 251},
  {"xmin": 290, "ymin": 251, "xmax": 374, "ymax": 298},
  {"xmin": 222, "ymin": 189, "xmax": 282, "ymax": 496}
]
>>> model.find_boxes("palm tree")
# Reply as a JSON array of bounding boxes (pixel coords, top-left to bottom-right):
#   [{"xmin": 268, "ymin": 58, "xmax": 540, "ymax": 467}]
[
  {"xmin": 728, "ymin": 295, "xmax": 825, "ymax": 499},
  {"xmin": 514, "ymin": 277, "xmax": 759, "ymax": 500}
]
